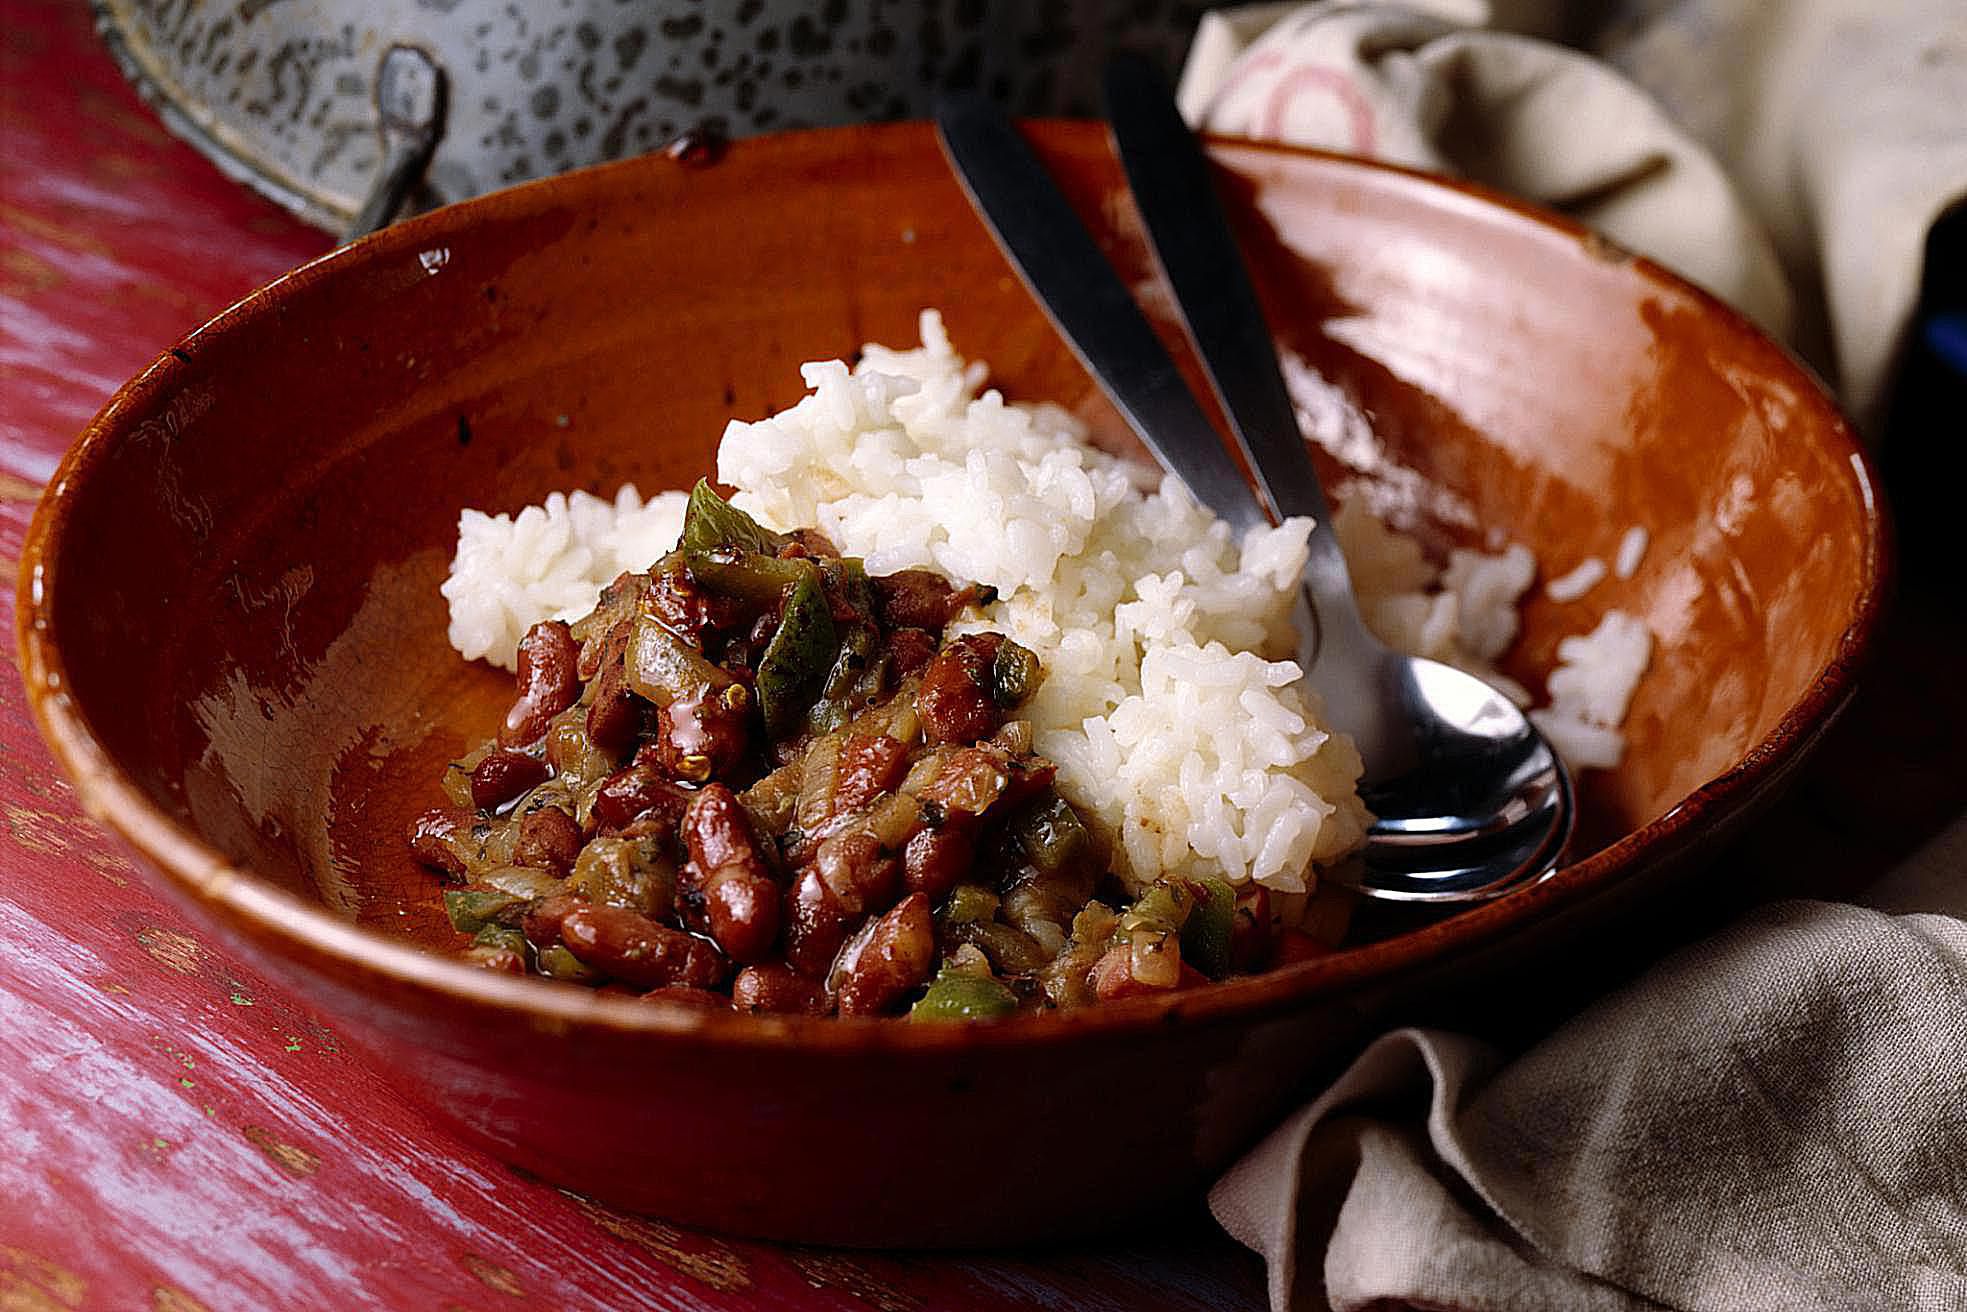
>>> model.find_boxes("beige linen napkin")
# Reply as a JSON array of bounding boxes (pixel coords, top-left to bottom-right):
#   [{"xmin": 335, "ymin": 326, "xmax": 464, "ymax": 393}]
[{"xmin": 1210, "ymin": 896, "xmax": 1967, "ymax": 1312}]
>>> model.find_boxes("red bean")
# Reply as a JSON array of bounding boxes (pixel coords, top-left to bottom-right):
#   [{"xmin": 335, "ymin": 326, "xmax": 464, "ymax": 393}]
[
  {"xmin": 500, "ymin": 620, "xmax": 580, "ymax": 747},
  {"xmin": 782, "ymin": 825, "xmax": 906, "ymax": 976},
  {"xmin": 783, "ymin": 528, "xmax": 841, "ymax": 558},
  {"xmin": 917, "ymin": 745, "xmax": 1054, "ymax": 821},
  {"xmin": 576, "ymin": 572, "xmax": 642, "ymax": 680},
  {"xmin": 917, "ymin": 634, "xmax": 1005, "ymax": 745},
  {"xmin": 514, "ymin": 807, "xmax": 582, "ymax": 874},
  {"xmin": 732, "ymin": 964, "xmax": 827, "ymax": 1015},
  {"xmin": 834, "ymin": 893, "xmax": 936, "ymax": 1017},
  {"xmin": 647, "ymin": 565, "xmax": 744, "ymax": 646},
  {"xmin": 680, "ymin": 784, "xmax": 780, "ymax": 963},
  {"xmin": 654, "ymin": 687, "xmax": 750, "ymax": 783},
  {"xmin": 902, "ymin": 820, "xmax": 976, "ymax": 900},
  {"xmin": 407, "ymin": 807, "xmax": 472, "ymax": 880},
  {"xmin": 872, "ymin": 570, "xmax": 992, "ymax": 630},
  {"xmin": 522, "ymin": 892, "xmax": 587, "ymax": 950},
  {"xmin": 560, "ymin": 905, "xmax": 729, "ymax": 990},
  {"xmin": 813, "ymin": 830, "xmax": 899, "ymax": 915},
  {"xmin": 871, "ymin": 570, "xmax": 959, "ymax": 629},
  {"xmin": 886, "ymin": 628, "xmax": 938, "ymax": 679},
  {"xmin": 469, "ymin": 749, "xmax": 549, "ymax": 812},
  {"xmin": 783, "ymin": 867, "xmax": 855, "ymax": 979},
  {"xmin": 593, "ymin": 759, "xmax": 692, "ymax": 833}
]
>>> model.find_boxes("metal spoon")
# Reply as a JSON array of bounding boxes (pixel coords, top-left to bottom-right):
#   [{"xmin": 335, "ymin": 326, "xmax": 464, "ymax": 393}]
[{"xmin": 935, "ymin": 80, "xmax": 1573, "ymax": 902}]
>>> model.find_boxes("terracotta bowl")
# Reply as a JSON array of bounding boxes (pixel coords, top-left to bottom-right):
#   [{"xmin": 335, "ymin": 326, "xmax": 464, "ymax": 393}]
[{"xmin": 16, "ymin": 123, "xmax": 1884, "ymax": 1247}]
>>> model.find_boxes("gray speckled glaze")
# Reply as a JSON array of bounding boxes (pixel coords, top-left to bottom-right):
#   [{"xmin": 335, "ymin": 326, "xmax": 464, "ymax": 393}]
[{"xmin": 95, "ymin": 0, "xmax": 1209, "ymax": 232}]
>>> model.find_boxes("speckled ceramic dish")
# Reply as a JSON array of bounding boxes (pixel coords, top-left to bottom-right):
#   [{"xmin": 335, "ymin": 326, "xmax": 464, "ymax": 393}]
[
  {"xmin": 95, "ymin": 0, "xmax": 1197, "ymax": 230},
  {"xmin": 16, "ymin": 122, "xmax": 1886, "ymax": 1246}
]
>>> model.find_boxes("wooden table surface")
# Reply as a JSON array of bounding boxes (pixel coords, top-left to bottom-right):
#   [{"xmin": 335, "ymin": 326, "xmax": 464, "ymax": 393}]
[{"xmin": 5, "ymin": 1, "xmax": 1962, "ymax": 1309}]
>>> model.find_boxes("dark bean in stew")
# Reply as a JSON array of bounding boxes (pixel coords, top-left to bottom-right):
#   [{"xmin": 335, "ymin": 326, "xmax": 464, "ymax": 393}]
[
  {"xmin": 835, "ymin": 892, "xmax": 935, "ymax": 1017},
  {"xmin": 593, "ymin": 758, "xmax": 692, "ymax": 834},
  {"xmin": 501, "ymin": 620, "xmax": 581, "ymax": 747},
  {"xmin": 783, "ymin": 865, "xmax": 855, "ymax": 979},
  {"xmin": 560, "ymin": 905, "xmax": 730, "ymax": 990},
  {"xmin": 902, "ymin": 820, "xmax": 976, "ymax": 901},
  {"xmin": 521, "ymin": 892, "xmax": 586, "ymax": 951},
  {"xmin": 917, "ymin": 633, "xmax": 1005, "ymax": 745},
  {"xmin": 470, "ymin": 749, "xmax": 550, "ymax": 812},
  {"xmin": 585, "ymin": 621, "xmax": 643, "ymax": 755},
  {"xmin": 732, "ymin": 963, "xmax": 827, "ymax": 1014},
  {"xmin": 871, "ymin": 569, "xmax": 993, "ymax": 631},
  {"xmin": 886, "ymin": 627, "xmax": 937, "ymax": 678},
  {"xmin": 680, "ymin": 783, "xmax": 780, "ymax": 963},
  {"xmin": 514, "ymin": 806, "xmax": 583, "ymax": 873},
  {"xmin": 654, "ymin": 686, "xmax": 751, "ymax": 783},
  {"xmin": 833, "ymin": 732, "xmax": 908, "ymax": 814}
]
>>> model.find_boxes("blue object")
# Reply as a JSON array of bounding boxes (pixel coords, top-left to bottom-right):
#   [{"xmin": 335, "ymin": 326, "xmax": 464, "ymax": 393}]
[{"xmin": 1922, "ymin": 309, "xmax": 1967, "ymax": 379}]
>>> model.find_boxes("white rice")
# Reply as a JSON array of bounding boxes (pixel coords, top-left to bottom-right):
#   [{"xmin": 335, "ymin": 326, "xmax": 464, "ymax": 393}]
[
  {"xmin": 442, "ymin": 485, "xmax": 688, "ymax": 671},
  {"xmin": 441, "ymin": 311, "xmax": 1655, "ymax": 885},
  {"xmin": 1545, "ymin": 556, "xmax": 1608, "ymax": 603},
  {"xmin": 1529, "ymin": 611, "xmax": 1653, "ymax": 770},
  {"xmin": 1614, "ymin": 525, "xmax": 1649, "ymax": 580}
]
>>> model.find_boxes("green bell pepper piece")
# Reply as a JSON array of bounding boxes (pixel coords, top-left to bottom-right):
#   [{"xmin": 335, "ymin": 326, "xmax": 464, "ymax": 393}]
[
  {"xmin": 1011, "ymin": 794, "xmax": 1089, "ymax": 877},
  {"xmin": 1180, "ymin": 877, "xmax": 1237, "ymax": 979},
  {"xmin": 910, "ymin": 966, "xmax": 1019, "ymax": 1022},
  {"xmin": 757, "ymin": 568, "xmax": 838, "ymax": 738},
  {"xmin": 990, "ymin": 639, "xmax": 1042, "ymax": 707},
  {"xmin": 471, "ymin": 925, "xmax": 529, "ymax": 956},
  {"xmin": 680, "ymin": 478, "xmax": 785, "ymax": 556},
  {"xmin": 941, "ymin": 884, "xmax": 1000, "ymax": 925},
  {"xmin": 536, "ymin": 943, "xmax": 602, "ymax": 983},
  {"xmin": 444, "ymin": 889, "xmax": 523, "ymax": 936},
  {"xmin": 687, "ymin": 547, "xmax": 809, "ymax": 605}
]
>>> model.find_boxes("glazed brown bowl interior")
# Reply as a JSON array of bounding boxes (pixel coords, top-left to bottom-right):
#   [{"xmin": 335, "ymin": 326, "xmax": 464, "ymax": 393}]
[{"xmin": 17, "ymin": 122, "xmax": 1883, "ymax": 1245}]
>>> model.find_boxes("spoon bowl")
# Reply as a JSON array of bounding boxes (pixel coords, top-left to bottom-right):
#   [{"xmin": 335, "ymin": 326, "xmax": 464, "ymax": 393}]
[
  {"xmin": 1287, "ymin": 583, "xmax": 1573, "ymax": 901},
  {"xmin": 1346, "ymin": 650, "xmax": 1574, "ymax": 900}
]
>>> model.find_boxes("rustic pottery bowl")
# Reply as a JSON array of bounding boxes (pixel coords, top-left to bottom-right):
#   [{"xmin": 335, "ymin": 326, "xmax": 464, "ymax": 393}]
[{"xmin": 16, "ymin": 123, "xmax": 1884, "ymax": 1247}]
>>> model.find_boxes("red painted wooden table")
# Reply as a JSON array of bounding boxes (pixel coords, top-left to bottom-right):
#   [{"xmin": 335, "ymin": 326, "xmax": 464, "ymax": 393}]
[
  {"xmin": 0, "ymin": 4, "xmax": 1277, "ymax": 1307},
  {"xmin": 7, "ymin": 2, "xmax": 1963, "ymax": 1309}
]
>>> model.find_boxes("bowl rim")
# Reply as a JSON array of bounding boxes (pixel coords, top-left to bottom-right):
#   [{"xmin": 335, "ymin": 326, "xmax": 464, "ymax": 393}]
[{"xmin": 13, "ymin": 120, "xmax": 1891, "ymax": 1052}]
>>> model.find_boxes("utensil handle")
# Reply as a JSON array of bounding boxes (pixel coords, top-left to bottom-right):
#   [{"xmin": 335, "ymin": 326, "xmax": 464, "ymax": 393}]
[
  {"xmin": 1103, "ymin": 52, "xmax": 1368, "ymax": 642},
  {"xmin": 934, "ymin": 94, "xmax": 1268, "ymax": 535},
  {"xmin": 343, "ymin": 45, "xmax": 448, "ymax": 243}
]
